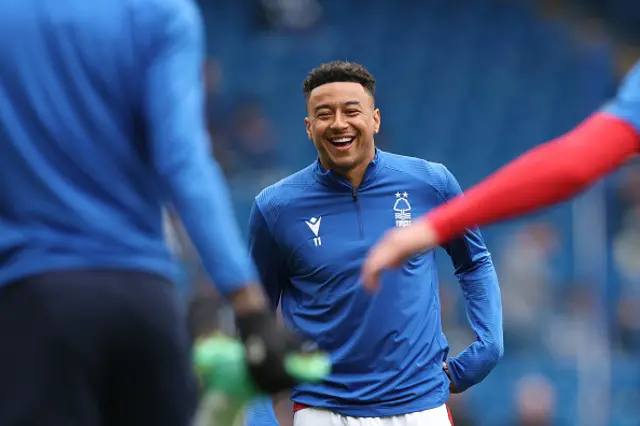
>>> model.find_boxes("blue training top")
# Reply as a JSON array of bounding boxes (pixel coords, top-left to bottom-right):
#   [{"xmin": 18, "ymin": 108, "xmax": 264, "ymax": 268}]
[{"xmin": 0, "ymin": 0, "xmax": 256, "ymax": 293}]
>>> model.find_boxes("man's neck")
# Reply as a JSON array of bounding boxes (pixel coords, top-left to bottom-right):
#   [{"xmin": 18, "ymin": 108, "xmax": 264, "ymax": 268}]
[
  {"xmin": 343, "ymin": 161, "xmax": 369, "ymax": 189},
  {"xmin": 323, "ymin": 149, "xmax": 376, "ymax": 189}
]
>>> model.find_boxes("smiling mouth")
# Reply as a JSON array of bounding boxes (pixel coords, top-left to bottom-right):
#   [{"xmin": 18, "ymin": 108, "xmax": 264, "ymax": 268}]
[{"xmin": 328, "ymin": 136, "xmax": 355, "ymax": 149}]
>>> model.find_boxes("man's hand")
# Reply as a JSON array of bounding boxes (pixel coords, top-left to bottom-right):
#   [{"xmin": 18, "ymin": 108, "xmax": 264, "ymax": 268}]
[
  {"xmin": 236, "ymin": 309, "xmax": 302, "ymax": 394},
  {"xmin": 443, "ymin": 362, "xmax": 460, "ymax": 394},
  {"xmin": 230, "ymin": 285, "xmax": 308, "ymax": 395},
  {"xmin": 361, "ymin": 219, "xmax": 439, "ymax": 292},
  {"xmin": 229, "ymin": 284, "xmax": 270, "ymax": 316}
]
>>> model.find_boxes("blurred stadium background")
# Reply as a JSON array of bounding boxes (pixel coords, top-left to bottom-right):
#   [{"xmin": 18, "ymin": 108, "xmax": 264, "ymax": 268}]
[{"xmin": 172, "ymin": 1, "xmax": 640, "ymax": 425}]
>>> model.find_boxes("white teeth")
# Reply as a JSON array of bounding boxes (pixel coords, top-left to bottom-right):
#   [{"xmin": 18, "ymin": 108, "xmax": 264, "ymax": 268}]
[{"xmin": 332, "ymin": 137, "xmax": 353, "ymax": 143}]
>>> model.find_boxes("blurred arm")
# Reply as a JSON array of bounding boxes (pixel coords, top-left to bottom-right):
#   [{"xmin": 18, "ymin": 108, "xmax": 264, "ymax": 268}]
[
  {"xmin": 140, "ymin": 1, "xmax": 259, "ymax": 296},
  {"xmin": 427, "ymin": 113, "xmax": 640, "ymax": 245},
  {"xmin": 245, "ymin": 397, "xmax": 280, "ymax": 426},
  {"xmin": 439, "ymin": 167, "xmax": 504, "ymax": 392}
]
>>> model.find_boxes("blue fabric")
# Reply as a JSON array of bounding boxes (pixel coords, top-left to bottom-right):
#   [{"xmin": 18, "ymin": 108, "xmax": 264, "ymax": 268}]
[
  {"xmin": 0, "ymin": 0, "xmax": 256, "ymax": 294},
  {"xmin": 245, "ymin": 397, "xmax": 279, "ymax": 426},
  {"xmin": 247, "ymin": 150, "xmax": 503, "ymax": 417},
  {"xmin": 602, "ymin": 59, "xmax": 640, "ymax": 134}
]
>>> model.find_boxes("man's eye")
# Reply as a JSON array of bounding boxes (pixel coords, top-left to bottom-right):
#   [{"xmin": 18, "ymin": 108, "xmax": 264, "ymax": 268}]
[
  {"xmin": 317, "ymin": 112, "xmax": 331, "ymax": 117},
  {"xmin": 345, "ymin": 110, "xmax": 360, "ymax": 115}
]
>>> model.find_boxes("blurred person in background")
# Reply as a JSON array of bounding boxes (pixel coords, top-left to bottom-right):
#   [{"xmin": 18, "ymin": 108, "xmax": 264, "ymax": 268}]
[
  {"xmin": 611, "ymin": 166, "xmax": 640, "ymax": 354},
  {"xmin": 612, "ymin": 166, "xmax": 640, "ymax": 285},
  {"xmin": 444, "ymin": 395, "xmax": 476, "ymax": 426},
  {"xmin": 510, "ymin": 374, "xmax": 557, "ymax": 426},
  {"xmin": 361, "ymin": 58, "xmax": 640, "ymax": 291},
  {"xmin": 245, "ymin": 61, "xmax": 503, "ymax": 426},
  {"xmin": 228, "ymin": 98, "xmax": 282, "ymax": 182},
  {"xmin": 203, "ymin": 59, "xmax": 234, "ymax": 174},
  {"xmin": 544, "ymin": 284, "xmax": 603, "ymax": 361},
  {"xmin": 253, "ymin": 0, "xmax": 323, "ymax": 32},
  {"xmin": 615, "ymin": 296, "xmax": 640, "ymax": 354},
  {"xmin": 0, "ymin": 0, "xmax": 311, "ymax": 425},
  {"xmin": 497, "ymin": 223, "xmax": 559, "ymax": 354}
]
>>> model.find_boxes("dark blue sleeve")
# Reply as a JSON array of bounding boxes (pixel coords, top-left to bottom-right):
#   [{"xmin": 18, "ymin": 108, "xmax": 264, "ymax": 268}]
[
  {"xmin": 601, "ymin": 60, "xmax": 640, "ymax": 133},
  {"xmin": 438, "ymin": 166, "xmax": 504, "ymax": 393},
  {"xmin": 248, "ymin": 201, "xmax": 289, "ymax": 310},
  {"xmin": 140, "ymin": 1, "xmax": 257, "ymax": 295}
]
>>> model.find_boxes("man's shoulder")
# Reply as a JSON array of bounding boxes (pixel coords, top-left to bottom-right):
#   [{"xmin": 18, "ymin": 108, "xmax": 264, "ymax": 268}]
[
  {"xmin": 129, "ymin": 0, "xmax": 196, "ymax": 14},
  {"xmin": 129, "ymin": 0, "xmax": 201, "ymax": 35},
  {"xmin": 601, "ymin": 59, "xmax": 640, "ymax": 133},
  {"xmin": 380, "ymin": 150, "xmax": 451, "ymax": 183},
  {"xmin": 254, "ymin": 163, "xmax": 318, "ymax": 214}
]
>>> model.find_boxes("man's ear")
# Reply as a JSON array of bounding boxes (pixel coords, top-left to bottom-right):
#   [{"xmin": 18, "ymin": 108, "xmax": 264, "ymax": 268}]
[
  {"xmin": 373, "ymin": 108, "xmax": 381, "ymax": 134},
  {"xmin": 304, "ymin": 117, "xmax": 312, "ymax": 140}
]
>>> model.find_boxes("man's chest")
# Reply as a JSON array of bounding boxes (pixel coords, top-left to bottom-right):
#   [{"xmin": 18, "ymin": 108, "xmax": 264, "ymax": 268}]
[{"xmin": 276, "ymin": 187, "xmax": 439, "ymax": 276}]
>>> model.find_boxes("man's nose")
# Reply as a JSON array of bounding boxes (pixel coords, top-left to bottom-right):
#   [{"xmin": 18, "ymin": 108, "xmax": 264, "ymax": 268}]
[{"xmin": 330, "ymin": 112, "xmax": 349, "ymax": 130}]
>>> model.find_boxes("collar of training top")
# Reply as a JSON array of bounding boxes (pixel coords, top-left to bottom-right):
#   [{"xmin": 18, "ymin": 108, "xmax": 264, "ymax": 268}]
[{"xmin": 313, "ymin": 148, "xmax": 384, "ymax": 191}]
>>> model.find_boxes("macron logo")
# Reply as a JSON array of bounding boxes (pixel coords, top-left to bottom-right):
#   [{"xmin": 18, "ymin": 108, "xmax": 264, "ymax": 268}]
[
  {"xmin": 305, "ymin": 217, "xmax": 322, "ymax": 246},
  {"xmin": 305, "ymin": 216, "xmax": 321, "ymax": 237}
]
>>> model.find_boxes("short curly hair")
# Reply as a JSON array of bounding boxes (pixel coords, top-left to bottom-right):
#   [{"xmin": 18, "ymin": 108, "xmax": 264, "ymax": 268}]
[{"xmin": 302, "ymin": 61, "xmax": 376, "ymax": 99}]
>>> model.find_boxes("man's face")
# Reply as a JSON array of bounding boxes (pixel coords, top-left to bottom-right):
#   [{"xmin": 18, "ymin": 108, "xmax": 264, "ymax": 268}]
[{"xmin": 305, "ymin": 82, "xmax": 380, "ymax": 173}]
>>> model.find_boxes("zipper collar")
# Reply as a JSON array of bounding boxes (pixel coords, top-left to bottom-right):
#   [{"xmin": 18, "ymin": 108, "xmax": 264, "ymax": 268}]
[{"xmin": 314, "ymin": 149, "xmax": 384, "ymax": 191}]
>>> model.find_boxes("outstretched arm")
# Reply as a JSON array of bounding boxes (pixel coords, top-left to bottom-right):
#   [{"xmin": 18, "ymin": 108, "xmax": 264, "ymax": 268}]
[
  {"xmin": 362, "ymin": 61, "xmax": 640, "ymax": 292},
  {"xmin": 361, "ymin": 115, "xmax": 639, "ymax": 291},
  {"xmin": 428, "ymin": 113, "xmax": 640, "ymax": 244}
]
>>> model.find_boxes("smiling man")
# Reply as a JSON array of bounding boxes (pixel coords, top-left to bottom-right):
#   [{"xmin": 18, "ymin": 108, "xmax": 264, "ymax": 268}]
[{"xmin": 245, "ymin": 61, "xmax": 504, "ymax": 426}]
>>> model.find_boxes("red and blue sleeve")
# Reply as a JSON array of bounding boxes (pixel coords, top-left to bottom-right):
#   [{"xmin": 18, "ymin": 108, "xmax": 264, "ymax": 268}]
[
  {"xmin": 602, "ymin": 61, "xmax": 640, "ymax": 133},
  {"xmin": 426, "ymin": 62, "xmax": 640, "ymax": 245}
]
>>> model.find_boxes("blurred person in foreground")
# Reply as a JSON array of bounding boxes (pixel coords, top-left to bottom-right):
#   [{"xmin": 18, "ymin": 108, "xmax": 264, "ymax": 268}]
[
  {"xmin": 361, "ymin": 59, "xmax": 640, "ymax": 291},
  {"xmin": 245, "ymin": 61, "xmax": 503, "ymax": 426},
  {"xmin": 0, "ymin": 1, "xmax": 307, "ymax": 425}
]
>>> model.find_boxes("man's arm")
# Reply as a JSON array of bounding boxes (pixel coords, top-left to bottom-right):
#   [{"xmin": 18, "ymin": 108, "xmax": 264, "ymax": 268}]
[
  {"xmin": 140, "ymin": 0, "xmax": 259, "ymax": 296},
  {"xmin": 428, "ymin": 59, "xmax": 640, "ymax": 244},
  {"xmin": 139, "ymin": 2, "xmax": 306, "ymax": 396},
  {"xmin": 245, "ymin": 201, "xmax": 292, "ymax": 425},
  {"xmin": 361, "ymin": 61, "xmax": 640, "ymax": 292},
  {"xmin": 428, "ymin": 113, "xmax": 640, "ymax": 244},
  {"xmin": 439, "ymin": 167, "xmax": 504, "ymax": 393},
  {"xmin": 248, "ymin": 201, "xmax": 289, "ymax": 310}
]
